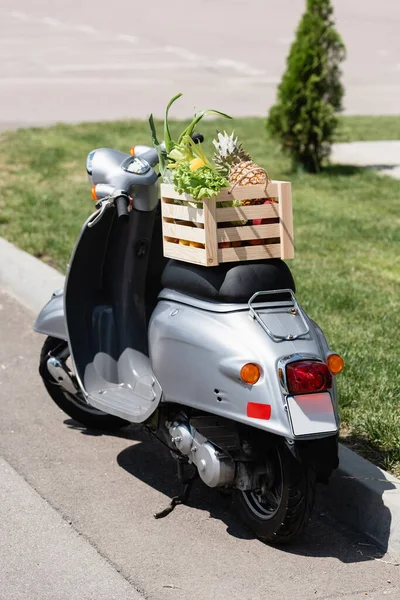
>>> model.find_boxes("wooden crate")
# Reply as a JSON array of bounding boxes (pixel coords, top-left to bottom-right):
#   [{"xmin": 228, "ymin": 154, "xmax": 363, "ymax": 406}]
[{"xmin": 160, "ymin": 181, "xmax": 294, "ymax": 267}]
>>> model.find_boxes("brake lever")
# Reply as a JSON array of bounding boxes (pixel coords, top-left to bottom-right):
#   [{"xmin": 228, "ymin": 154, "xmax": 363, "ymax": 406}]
[{"xmin": 87, "ymin": 197, "xmax": 114, "ymax": 228}]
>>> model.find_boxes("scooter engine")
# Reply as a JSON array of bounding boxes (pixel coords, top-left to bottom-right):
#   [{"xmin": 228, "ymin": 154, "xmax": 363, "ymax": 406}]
[{"xmin": 169, "ymin": 422, "xmax": 235, "ymax": 488}]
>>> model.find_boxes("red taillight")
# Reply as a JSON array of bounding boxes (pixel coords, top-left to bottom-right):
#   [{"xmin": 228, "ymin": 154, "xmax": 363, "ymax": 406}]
[{"xmin": 286, "ymin": 361, "xmax": 332, "ymax": 395}]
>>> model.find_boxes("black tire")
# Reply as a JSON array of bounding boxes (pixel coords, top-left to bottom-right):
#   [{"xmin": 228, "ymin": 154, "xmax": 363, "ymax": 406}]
[
  {"xmin": 233, "ymin": 440, "xmax": 316, "ymax": 544},
  {"xmin": 39, "ymin": 336, "xmax": 128, "ymax": 431}
]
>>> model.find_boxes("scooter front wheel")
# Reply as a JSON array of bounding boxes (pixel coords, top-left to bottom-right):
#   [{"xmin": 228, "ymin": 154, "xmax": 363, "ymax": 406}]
[
  {"xmin": 39, "ymin": 336, "xmax": 128, "ymax": 431},
  {"xmin": 233, "ymin": 441, "xmax": 316, "ymax": 544}
]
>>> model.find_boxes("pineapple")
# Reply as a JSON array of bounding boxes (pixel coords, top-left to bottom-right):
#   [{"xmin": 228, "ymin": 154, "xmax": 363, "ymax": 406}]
[{"xmin": 213, "ymin": 131, "xmax": 268, "ymax": 188}]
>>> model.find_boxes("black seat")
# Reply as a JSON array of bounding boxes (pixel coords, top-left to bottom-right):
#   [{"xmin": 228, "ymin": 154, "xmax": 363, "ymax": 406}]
[{"xmin": 161, "ymin": 259, "xmax": 295, "ymax": 303}]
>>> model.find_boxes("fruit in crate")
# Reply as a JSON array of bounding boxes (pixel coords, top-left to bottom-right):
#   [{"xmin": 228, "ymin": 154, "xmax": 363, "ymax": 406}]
[
  {"xmin": 190, "ymin": 158, "xmax": 206, "ymax": 171},
  {"xmin": 252, "ymin": 199, "xmax": 279, "ymax": 226},
  {"xmin": 248, "ymin": 239, "xmax": 267, "ymax": 246},
  {"xmin": 213, "ymin": 131, "xmax": 268, "ymax": 189}
]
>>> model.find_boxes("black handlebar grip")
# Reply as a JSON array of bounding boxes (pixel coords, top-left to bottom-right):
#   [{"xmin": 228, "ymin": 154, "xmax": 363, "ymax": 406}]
[
  {"xmin": 191, "ymin": 133, "xmax": 204, "ymax": 144},
  {"xmin": 115, "ymin": 196, "xmax": 129, "ymax": 220}
]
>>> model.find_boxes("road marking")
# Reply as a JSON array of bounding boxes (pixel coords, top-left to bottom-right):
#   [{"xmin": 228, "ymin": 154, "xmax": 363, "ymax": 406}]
[
  {"xmin": 277, "ymin": 37, "xmax": 293, "ymax": 45},
  {"xmin": 9, "ymin": 11, "xmax": 29, "ymax": 20},
  {"xmin": 75, "ymin": 25, "xmax": 96, "ymax": 35},
  {"xmin": 0, "ymin": 76, "xmax": 276, "ymax": 86},
  {"xmin": 116, "ymin": 34, "xmax": 139, "ymax": 45},
  {"xmin": 6, "ymin": 10, "xmax": 266, "ymax": 78},
  {"xmin": 216, "ymin": 59, "xmax": 264, "ymax": 77},
  {"xmin": 227, "ymin": 76, "xmax": 280, "ymax": 85},
  {"xmin": 163, "ymin": 46, "xmax": 205, "ymax": 62},
  {"xmin": 41, "ymin": 18, "xmax": 61, "ymax": 27},
  {"xmin": 0, "ymin": 77, "xmax": 172, "ymax": 85},
  {"xmin": 46, "ymin": 63, "xmax": 204, "ymax": 72}
]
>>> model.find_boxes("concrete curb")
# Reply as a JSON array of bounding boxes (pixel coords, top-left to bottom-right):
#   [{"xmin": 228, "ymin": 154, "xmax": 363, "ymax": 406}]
[
  {"xmin": 1, "ymin": 236, "xmax": 400, "ymax": 558},
  {"xmin": 322, "ymin": 445, "xmax": 400, "ymax": 558},
  {"xmin": 0, "ymin": 237, "xmax": 64, "ymax": 314}
]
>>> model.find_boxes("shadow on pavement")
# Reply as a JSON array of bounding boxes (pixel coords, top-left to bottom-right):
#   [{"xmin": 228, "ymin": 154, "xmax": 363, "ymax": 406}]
[
  {"xmin": 320, "ymin": 443, "xmax": 395, "ymax": 558},
  {"xmin": 64, "ymin": 419, "xmax": 143, "ymax": 440},
  {"xmin": 65, "ymin": 419, "xmax": 389, "ymax": 562}
]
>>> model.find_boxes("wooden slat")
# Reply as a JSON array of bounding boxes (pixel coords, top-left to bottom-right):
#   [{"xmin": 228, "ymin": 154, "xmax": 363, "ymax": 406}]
[
  {"xmin": 203, "ymin": 196, "xmax": 218, "ymax": 266},
  {"xmin": 216, "ymin": 203, "xmax": 279, "ymax": 222},
  {"xmin": 217, "ymin": 223, "xmax": 280, "ymax": 243},
  {"xmin": 277, "ymin": 182, "xmax": 294, "ymax": 259},
  {"xmin": 218, "ymin": 243, "xmax": 282, "ymax": 263},
  {"xmin": 162, "ymin": 222, "xmax": 206, "ymax": 243},
  {"xmin": 161, "ymin": 202, "xmax": 204, "ymax": 223},
  {"xmin": 160, "ymin": 182, "xmax": 286, "ymax": 202},
  {"xmin": 212, "ymin": 183, "xmax": 279, "ymax": 203},
  {"xmin": 161, "ymin": 184, "xmax": 202, "ymax": 202},
  {"xmin": 163, "ymin": 241, "xmax": 207, "ymax": 265}
]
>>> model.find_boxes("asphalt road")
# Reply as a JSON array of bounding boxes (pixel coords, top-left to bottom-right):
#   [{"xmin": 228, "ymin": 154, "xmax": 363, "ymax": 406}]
[
  {"xmin": 0, "ymin": 0, "xmax": 400, "ymax": 129},
  {"xmin": 1, "ymin": 287, "xmax": 400, "ymax": 599}
]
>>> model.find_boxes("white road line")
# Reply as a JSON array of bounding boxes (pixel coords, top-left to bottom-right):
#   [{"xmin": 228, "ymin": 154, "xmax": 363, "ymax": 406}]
[
  {"xmin": 45, "ymin": 62, "xmax": 204, "ymax": 72},
  {"xmin": 41, "ymin": 17, "xmax": 61, "ymax": 27},
  {"xmin": 0, "ymin": 77, "xmax": 172, "ymax": 85},
  {"xmin": 276, "ymin": 37, "xmax": 293, "ymax": 45},
  {"xmin": 216, "ymin": 59, "xmax": 265, "ymax": 77},
  {"xmin": 9, "ymin": 11, "xmax": 29, "ymax": 21},
  {"xmin": 6, "ymin": 10, "xmax": 266, "ymax": 78},
  {"xmin": 116, "ymin": 34, "xmax": 139, "ymax": 44},
  {"xmin": 0, "ymin": 76, "xmax": 276, "ymax": 86},
  {"xmin": 227, "ymin": 76, "xmax": 280, "ymax": 85},
  {"xmin": 163, "ymin": 46, "xmax": 205, "ymax": 62},
  {"xmin": 75, "ymin": 25, "xmax": 96, "ymax": 35}
]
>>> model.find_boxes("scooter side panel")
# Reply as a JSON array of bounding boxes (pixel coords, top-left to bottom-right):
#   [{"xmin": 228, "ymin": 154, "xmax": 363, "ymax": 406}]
[
  {"xmin": 149, "ymin": 299, "xmax": 339, "ymax": 439},
  {"xmin": 63, "ymin": 206, "xmax": 163, "ymax": 423},
  {"xmin": 33, "ymin": 291, "xmax": 67, "ymax": 341}
]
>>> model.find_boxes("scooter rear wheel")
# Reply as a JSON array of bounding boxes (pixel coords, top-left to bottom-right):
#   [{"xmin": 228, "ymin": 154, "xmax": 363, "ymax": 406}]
[
  {"xmin": 233, "ymin": 441, "xmax": 316, "ymax": 544},
  {"xmin": 39, "ymin": 336, "xmax": 128, "ymax": 431}
]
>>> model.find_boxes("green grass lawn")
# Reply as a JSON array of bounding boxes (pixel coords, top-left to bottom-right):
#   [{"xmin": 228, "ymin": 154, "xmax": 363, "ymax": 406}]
[{"xmin": 0, "ymin": 115, "xmax": 399, "ymax": 473}]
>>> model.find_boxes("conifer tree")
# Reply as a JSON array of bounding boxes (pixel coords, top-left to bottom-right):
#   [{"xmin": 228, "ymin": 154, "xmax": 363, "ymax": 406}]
[{"xmin": 267, "ymin": 0, "xmax": 345, "ymax": 172}]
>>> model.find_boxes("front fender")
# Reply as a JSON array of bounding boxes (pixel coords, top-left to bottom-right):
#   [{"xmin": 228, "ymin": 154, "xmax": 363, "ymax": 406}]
[{"xmin": 33, "ymin": 289, "xmax": 67, "ymax": 341}]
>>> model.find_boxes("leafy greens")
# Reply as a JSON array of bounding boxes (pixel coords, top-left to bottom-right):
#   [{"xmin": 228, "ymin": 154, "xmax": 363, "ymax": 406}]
[{"xmin": 172, "ymin": 163, "xmax": 229, "ymax": 200}]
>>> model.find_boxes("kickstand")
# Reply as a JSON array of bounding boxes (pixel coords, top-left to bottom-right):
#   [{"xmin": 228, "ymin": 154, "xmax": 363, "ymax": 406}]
[{"xmin": 154, "ymin": 459, "xmax": 197, "ymax": 519}]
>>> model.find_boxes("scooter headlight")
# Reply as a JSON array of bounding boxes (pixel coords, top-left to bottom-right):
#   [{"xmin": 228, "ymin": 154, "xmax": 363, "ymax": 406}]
[{"xmin": 86, "ymin": 150, "xmax": 96, "ymax": 176}]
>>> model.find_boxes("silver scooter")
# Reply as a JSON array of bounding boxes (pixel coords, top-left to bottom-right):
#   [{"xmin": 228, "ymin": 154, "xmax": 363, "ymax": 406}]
[{"xmin": 34, "ymin": 136, "xmax": 343, "ymax": 544}]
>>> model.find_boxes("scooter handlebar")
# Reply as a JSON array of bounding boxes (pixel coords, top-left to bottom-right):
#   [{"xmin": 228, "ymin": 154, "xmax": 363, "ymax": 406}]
[{"xmin": 115, "ymin": 195, "xmax": 129, "ymax": 220}]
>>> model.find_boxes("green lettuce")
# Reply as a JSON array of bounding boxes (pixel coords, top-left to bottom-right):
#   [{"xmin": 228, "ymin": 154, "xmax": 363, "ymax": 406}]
[{"xmin": 172, "ymin": 163, "xmax": 228, "ymax": 200}]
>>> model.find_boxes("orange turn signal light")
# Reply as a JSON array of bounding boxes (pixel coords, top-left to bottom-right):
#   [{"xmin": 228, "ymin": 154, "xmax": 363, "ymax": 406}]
[
  {"xmin": 240, "ymin": 363, "xmax": 261, "ymax": 385},
  {"xmin": 130, "ymin": 146, "xmax": 135, "ymax": 156},
  {"xmin": 91, "ymin": 185, "xmax": 98, "ymax": 201},
  {"xmin": 327, "ymin": 354, "xmax": 344, "ymax": 375}
]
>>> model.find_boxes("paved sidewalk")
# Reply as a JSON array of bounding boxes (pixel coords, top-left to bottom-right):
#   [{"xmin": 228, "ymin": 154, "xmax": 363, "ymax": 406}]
[
  {"xmin": 0, "ymin": 457, "xmax": 144, "ymax": 600},
  {"xmin": 332, "ymin": 140, "xmax": 400, "ymax": 179}
]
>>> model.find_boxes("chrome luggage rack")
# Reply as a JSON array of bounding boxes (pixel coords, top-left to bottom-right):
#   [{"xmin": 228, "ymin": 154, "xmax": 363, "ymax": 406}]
[{"xmin": 248, "ymin": 289, "xmax": 310, "ymax": 342}]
